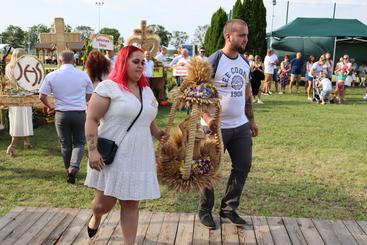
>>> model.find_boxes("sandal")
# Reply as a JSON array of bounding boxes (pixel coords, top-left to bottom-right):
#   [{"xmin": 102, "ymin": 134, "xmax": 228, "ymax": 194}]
[{"xmin": 6, "ymin": 145, "xmax": 16, "ymax": 157}]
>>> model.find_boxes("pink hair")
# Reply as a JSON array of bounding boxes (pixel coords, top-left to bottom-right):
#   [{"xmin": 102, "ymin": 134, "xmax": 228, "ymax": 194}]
[{"xmin": 108, "ymin": 45, "xmax": 149, "ymax": 90}]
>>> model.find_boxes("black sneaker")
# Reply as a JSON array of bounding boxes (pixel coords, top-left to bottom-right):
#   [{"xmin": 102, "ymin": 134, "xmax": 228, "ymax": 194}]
[
  {"xmin": 67, "ymin": 167, "xmax": 78, "ymax": 184},
  {"xmin": 198, "ymin": 210, "xmax": 216, "ymax": 229},
  {"xmin": 219, "ymin": 210, "xmax": 246, "ymax": 225}
]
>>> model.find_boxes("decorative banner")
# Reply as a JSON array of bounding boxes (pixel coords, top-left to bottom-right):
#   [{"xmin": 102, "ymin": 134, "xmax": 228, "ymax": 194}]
[
  {"xmin": 173, "ymin": 66, "xmax": 188, "ymax": 77},
  {"xmin": 153, "ymin": 67, "xmax": 163, "ymax": 78},
  {"xmin": 91, "ymin": 34, "xmax": 114, "ymax": 50},
  {"xmin": 13, "ymin": 55, "xmax": 45, "ymax": 92}
]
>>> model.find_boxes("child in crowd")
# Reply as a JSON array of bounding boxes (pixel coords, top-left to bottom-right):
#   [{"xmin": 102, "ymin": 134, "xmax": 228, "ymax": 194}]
[
  {"xmin": 318, "ymin": 72, "xmax": 332, "ymax": 104},
  {"xmin": 278, "ymin": 55, "xmax": 291, "ymax": 94}
]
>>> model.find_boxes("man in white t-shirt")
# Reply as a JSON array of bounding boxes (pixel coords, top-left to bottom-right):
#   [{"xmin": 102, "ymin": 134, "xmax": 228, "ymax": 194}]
[
  {"xmin": 199, "ymin": 19, "xmax": 259, "ymax": 229},
  {"xmin": 167, "ymin": 47, "xmax": 183, "ymax": 67},
  {"xmin": 262, "ymin": 49, "xmax": 279, "ymax": 95},
  {"xmin": 155, "ymin": 47, "xmax": 168, "ymax": 65},
  {"xmin": 144, "ymin": 50, "xmax": 154, "ymax": 85},
  {"xmin": 176, "ymin": 49, "xmax": 191, "ymax": 66},
  {"xmin": 39, "ymin": 50, "xmax": 94, "ymax": 184}
]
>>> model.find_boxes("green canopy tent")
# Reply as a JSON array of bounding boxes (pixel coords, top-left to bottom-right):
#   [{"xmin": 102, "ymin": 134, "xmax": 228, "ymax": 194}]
[{"xmin": 268, "ymin": 17, "xmax": 367, "ymax": 66}]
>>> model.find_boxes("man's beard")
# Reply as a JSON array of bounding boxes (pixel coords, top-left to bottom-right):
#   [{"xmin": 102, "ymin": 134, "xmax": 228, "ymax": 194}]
[
  {"xmin": 237, "ymin": 46, "xmax": 246, "ymax": 54},
  {"xmin": 231, "ymin": 42, "xmax": 246, "ymax": 54}
]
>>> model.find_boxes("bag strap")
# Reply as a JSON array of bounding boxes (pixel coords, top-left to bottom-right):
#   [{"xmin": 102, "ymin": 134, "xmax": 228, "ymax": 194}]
[
  {"xmin": 117, "ymin": 87, "xmax": 143, "ymax": 146},
  {"xmin": 127, "ymin": 87, "xmax": 143, "ymax": 132}
]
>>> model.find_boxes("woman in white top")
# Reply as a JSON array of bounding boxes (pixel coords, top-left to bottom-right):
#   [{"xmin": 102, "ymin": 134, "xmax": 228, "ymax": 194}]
[
  {"xmin": 305, "ymin": 54, "xmax": 315, "ymax": 93},
  {"xmin": 85, "ymin": 50, "xmax": 111, "ymax": 88},
  {"xmin": 84, "ymin": 45, "xmax": 168, "ymax": 244},
  {"xmin": 5, "ymin": 48, "xmax": 33, "ymax": 156}
]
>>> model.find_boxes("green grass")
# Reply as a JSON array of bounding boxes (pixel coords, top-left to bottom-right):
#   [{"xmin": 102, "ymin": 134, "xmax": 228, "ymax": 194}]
[{"xmin": 0, "ymin": 88, "xmax": 366, "ymax": 220}]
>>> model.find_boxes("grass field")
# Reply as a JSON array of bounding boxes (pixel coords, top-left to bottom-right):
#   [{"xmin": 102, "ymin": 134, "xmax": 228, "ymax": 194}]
[{"xmin": 0, "ymin": 87, "xmax": 366, "ymax": 220}]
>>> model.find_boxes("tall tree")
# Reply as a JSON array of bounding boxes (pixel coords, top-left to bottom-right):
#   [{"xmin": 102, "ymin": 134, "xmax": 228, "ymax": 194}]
[
  {"xmin": 251, "ymin": 0, "xmax": 267, "ymax": 56},
  {"xmin": 99, "ymin": 27, "xmax": 120, "ymax": 46},
  {"xmin": 241, "ymin": 0, "xmax": 254, "ymax": 53},
  {"xmin": 26, "ymin": 24, "xmax": 51, "ymax": 49},
  {"xmin": 1, "ymin": 25, "xmax": 25, "ymax": 48},
  {"xmin": 74, "ymin": 25, "xmax": 94, "ymax": 41},
  {"xmin": 204, "ymin": 7, "xmax": 228, "ymax": 55},
  {"xmin": 192, "ymin": 25, "xmax": 209, "ymax": 47},
  {"xmin": 170, "ymin": 31, "xmax": 189, "ymax": 49},
  {"xmin": 148, "ymin": 24, "xmax": 172, "ymax": 47},
  {"xmin": 232, "ymin": 0, "xmax": 243, "ymax": 19},
  {"xmin": 230, "ymin": 0, "xmax": 267, "ymax": 56}
]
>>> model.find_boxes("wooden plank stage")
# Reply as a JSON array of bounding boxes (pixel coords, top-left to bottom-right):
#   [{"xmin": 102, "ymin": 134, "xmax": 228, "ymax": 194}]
[{"xmin": 0, "ymin": 207, "xmax": 366, "ymax": 245}]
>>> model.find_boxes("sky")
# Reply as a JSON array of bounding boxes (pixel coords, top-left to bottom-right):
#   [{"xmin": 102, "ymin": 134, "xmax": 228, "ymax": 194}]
[{"xmin": 1, "ymin": 0, "xmax": 367, "ymax": 44}]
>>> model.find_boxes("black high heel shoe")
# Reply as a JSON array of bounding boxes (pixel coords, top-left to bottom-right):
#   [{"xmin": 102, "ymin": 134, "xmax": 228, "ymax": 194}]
[
  {"xmin": 87, "ymin": 226, "xmax": 98, "ymax": 238},
  {"xmin": 87, "ymin": 215, "xmax": 100, "ymax": 238}
]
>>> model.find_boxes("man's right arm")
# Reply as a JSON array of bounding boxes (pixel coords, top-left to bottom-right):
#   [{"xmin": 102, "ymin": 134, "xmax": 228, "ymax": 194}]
[
  {"xmin": 202, "ymin": 51, "xmax": 221, "ymax": 132},
  {"xmin": 39, "ymin": 76, "xmax": 55, "ymax": 113}
]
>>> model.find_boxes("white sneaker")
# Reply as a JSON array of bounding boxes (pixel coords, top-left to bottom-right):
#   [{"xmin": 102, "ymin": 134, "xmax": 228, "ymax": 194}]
[
  {"xmin": 307, "ymin": 97, "xmax": 312, "ymax": 101},
  {"xmin": 257, "ymin": 99, "xmax": 264, "ymax": 104},
  {"xmin": 268, "ymin": 91, "xmax": 273, "ymax": 95},
  {"xmin": 253, "ymin": 99, "xmax": 258, "ymax": 103},
  {"xmin": 363, "ymin": 94, "xmax": 367, "ymax": 100}
]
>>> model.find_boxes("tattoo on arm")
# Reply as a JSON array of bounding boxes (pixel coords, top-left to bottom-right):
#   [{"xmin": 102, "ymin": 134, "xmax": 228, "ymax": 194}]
[
  {"xmin": 86, "ymin": 134, "xmax": 97, "ymax": 152},
  {"xmin": 245, "ymin": 96, "xmax": 254, "ymax": 121}
]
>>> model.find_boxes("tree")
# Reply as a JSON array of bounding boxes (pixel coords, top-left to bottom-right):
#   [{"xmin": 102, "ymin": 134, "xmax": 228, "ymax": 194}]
[
  {"xmin": 192, "ymin": 25, "xmax": 209, "ymax": 47},
  {"xmin": 148, "ymin": 24, "xmax": 172, "ymax": 47},
  {"xmin": 232, "ymin": 0, "xmax": 243, "ymax": 19},
  {"xmin": 74, "ymin": 25, "xmax": 95, "ymax": 41},
  {"xmin": 170, "ymin": 31, "xmax": 189, "ymax": 49},
  {"xmin": 204, "ymin": 7, "xmax": 228, "ymax": 55},
  {"xmin": 26, "ymin": 24, "xmax": 51, "ymax": 49},
  {"xmin": 251, "ymin": 0, "xmax": 267, "ymax": 56},
  {"xmin": 64, "ymin": 24, "xmax": 72, "ymax": 33},
  {"xmin": 99, "ymin": 27, "xmax": 120, "ymax": 46},
  {"xmin": 229, "ymin": 0, "xmax": 267, "ymax": 56},
  {"xmin": 1, "ymin": 25, "xmax": 25, "ymax": 48}
]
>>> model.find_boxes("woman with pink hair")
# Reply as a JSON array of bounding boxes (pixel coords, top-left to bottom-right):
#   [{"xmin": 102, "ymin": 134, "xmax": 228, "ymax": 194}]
[{"xmin": 84, "ymin": 45, "xmax": 168, "ymax": 244}]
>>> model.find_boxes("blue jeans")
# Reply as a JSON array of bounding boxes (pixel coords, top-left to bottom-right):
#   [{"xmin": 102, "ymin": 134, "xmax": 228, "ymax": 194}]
[{"xmin": 55, "ymin": 111, "xmax": 86, "ymax": 170}]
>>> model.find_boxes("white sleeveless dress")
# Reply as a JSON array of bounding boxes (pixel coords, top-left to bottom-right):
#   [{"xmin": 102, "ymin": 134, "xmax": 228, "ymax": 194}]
[
  {"xmin": 85, "ymin": 80, "xmax": 160, "ymax": 200},
  {"xmin": 5, "ymin": 65, "xmax": 33, "ymax": 137}
]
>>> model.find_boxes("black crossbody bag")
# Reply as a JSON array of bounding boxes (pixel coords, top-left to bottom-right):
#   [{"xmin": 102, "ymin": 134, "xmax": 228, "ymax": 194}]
[{"xmin": 97, "ymin": 87, "xmax": 143, "ymax": 165}]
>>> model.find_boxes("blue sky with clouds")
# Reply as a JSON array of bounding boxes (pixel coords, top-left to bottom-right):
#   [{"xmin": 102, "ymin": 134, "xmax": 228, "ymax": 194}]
[{"xmin": 1, "ymin": 0, "xmax": 367, "ymax": 44}]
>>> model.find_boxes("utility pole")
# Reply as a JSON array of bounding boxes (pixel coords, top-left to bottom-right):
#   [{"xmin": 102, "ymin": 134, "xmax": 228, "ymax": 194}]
[
  {"xmin": 286, "ymin": 1, "xmax": 289, "ymax": 24},
  {"xmin": 96, "ymin": 1, "xmax": 104, "ymax": 32},
  {"xmin": 271, "ymin": 0, "xmax": 276, "ymax": 33}
]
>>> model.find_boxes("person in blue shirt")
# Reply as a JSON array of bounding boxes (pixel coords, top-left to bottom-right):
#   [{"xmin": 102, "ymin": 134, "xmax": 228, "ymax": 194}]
[{"xmin": 289, "ymin": 52, "xmax": 304, "ymax": 94}]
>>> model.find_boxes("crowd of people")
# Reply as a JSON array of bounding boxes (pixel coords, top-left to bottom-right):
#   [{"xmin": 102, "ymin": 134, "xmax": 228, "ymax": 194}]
[
  {"xmin": 2, "ymin": 17, "xmax": 366, "ymax": 244},
  {"xmin": 2, "ymin": 19, "xmax": 260, "ymax": 242},
  {"xmin": 245, "ymin": 50, "xmax": 367, "ymax": 104}
]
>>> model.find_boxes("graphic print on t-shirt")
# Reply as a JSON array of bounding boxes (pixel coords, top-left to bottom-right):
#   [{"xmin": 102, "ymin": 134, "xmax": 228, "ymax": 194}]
[
  {"xmin": 207, "ymin": 51, "xmax": 250, "ymax": 129},
  {"xmin": 220, "ymin": 66, "xmax": 248, "ymax": 98}
]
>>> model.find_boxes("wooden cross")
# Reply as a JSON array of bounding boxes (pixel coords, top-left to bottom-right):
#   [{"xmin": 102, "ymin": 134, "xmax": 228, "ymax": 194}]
[{"xmin": 38, "ymin": 18, "xmax": 81, "ymax": 64}]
